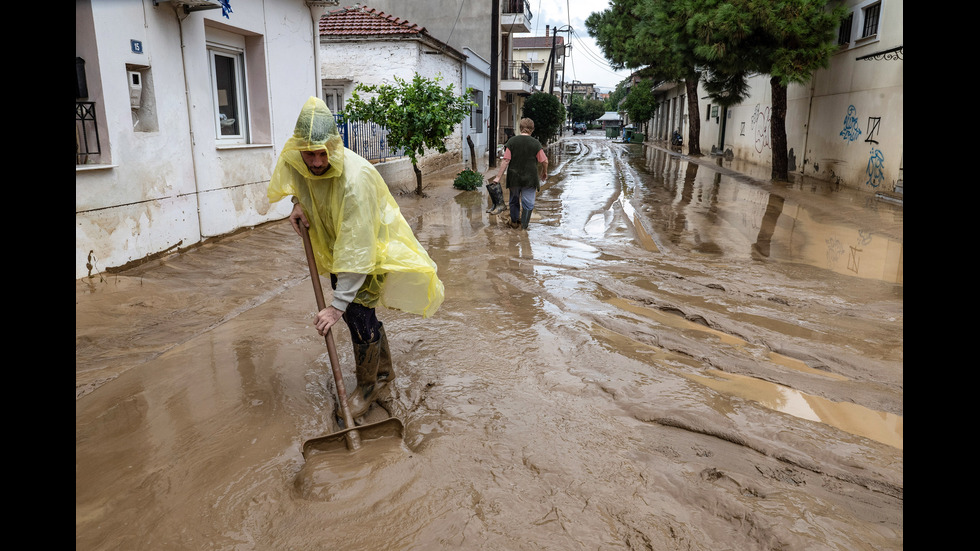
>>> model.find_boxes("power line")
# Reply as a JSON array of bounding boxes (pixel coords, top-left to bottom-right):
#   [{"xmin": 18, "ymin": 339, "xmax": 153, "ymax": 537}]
[{"xmin": 568, "ymin": 28, "xmax": 629, "ymax": 85}]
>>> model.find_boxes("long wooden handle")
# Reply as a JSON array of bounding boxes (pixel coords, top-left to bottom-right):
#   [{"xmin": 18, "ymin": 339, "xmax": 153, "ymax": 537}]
[{"xmin": 300, "ymin": 223, "xmax": 360, "ymax": 450}]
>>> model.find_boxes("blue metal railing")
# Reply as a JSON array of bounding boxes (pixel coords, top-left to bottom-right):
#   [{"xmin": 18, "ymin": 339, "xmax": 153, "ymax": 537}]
[{"xmin": 334, "ymin": 114, "xmax": 405, "ymax": 162}]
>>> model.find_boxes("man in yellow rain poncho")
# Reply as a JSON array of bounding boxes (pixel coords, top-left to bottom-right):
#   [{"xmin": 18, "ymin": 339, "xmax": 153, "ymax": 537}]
[{"xmin": 269, "ymin": 96, "xmax": 444, "ymax": 419}]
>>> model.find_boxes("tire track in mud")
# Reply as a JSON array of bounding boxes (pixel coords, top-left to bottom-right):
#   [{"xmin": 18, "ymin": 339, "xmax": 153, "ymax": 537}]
[{"xmin": 485, "ymin": 162, "xmax": 902, "ymax": 505}]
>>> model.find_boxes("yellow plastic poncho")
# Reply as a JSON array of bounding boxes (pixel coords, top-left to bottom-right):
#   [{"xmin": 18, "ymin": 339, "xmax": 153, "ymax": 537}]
[{"xmin": 268, "ymin": 97, "xmax": 444, "ymax": 318}]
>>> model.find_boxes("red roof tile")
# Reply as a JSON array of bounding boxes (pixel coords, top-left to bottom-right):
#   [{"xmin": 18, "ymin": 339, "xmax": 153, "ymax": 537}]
[{"xmin": 319, "ymin": 5, "xmax": 426, "ymax": 36}]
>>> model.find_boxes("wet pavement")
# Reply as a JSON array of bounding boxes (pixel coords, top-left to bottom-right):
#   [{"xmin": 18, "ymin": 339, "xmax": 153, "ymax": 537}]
[{"xmin": 76, "ymin": 135, "xmax": 902, "ymax": 550}]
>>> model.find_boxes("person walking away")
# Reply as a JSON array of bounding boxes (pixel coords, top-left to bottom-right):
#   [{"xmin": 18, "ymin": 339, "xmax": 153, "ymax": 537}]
[
  {"xmin": 267, "ymin": 96, "xmax": 445, "ymax": 421},
  {"xmin": 491, "ymin": 117, "xmax": 548, "ymax": 229}
]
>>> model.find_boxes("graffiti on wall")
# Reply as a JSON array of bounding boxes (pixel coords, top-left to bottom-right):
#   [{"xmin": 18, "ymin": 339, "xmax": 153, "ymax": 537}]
[
  {"xmin": 840, "ymin": 105, "xmax": 887, "ymax": 189},
  {"xmin": 839, "ymin": 105, "xmax": 862, "ymax": 142},
  {"xmin": 863, "ymin": 116, "xmax": 884, "ymax": 188},
  {"xmin": 752, "ymin": 105, "xmax": 771, "ymax": 153},
  {"xmin": 865, "ymin": 147, "xmax": 885, "ymax": 188}
]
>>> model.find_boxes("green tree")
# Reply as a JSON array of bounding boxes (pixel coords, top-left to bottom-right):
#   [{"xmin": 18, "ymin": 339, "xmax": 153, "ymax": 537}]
[
  {"xmin": 521, "ymin": 92, "xmax": 566, "ymax": 145},
  {"xmin": 604, "ymin": 78, "xmax": 630, "ymax": 111},
  {"xmin": 584, "ymin": 99, "xmax": 606, "ymax": 124},
  {"xmin": 587, "ymin": 0, "xmax": 705, "ymax": 155},
  {"xmin": 688, "ymin": 0, "xmax": 846, "ymax": 180},
  {"xmin": 620, "ymin": 80, "xmax": 658, "ymax": 127},
  {"xmin": 342, "ymin": 73, "xmax": 475, "ymax": 196},
  {"xmin": 568, "ymin": 96, "xmax": 604, "ymax": 125},
  {"xmin": 567, "ymin": 95, "xmax": 588, "ymax": 123}
]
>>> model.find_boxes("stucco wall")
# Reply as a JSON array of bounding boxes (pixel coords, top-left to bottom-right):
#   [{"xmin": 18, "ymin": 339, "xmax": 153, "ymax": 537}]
[
  {"xmin": 694, "ymin": 0, "xmax": 902, "ymax": 194},
  {"xmin": 462, "ymin": 47, "xmax": 492, "ymax": 172},
  {"xmin": 319, "ymin": 38, "xmax": 466, "ymax": 176},
  {"xmin": 76, "ymin": 0, "xmax": 321, "ymax": 280}
]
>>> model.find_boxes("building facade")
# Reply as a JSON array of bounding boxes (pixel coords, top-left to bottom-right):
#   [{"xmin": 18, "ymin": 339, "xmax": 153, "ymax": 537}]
[
  {"xmin": 317, "ymin": 6, "xmax": 472, "ymax": 176},
  {"xmin": 512, "ymin": 28, "xmax": 566, "ymax": 96},
  {"xmin": 76, "ymin": 0, "xmax": 336, "ymax": 280},
  {"xmin": 326, "ymin": 1, "xmax": 537, "ymax": 156},
  {"xmin": 641, "ymin": 0, "xmax": 902, "ymax": 196}
]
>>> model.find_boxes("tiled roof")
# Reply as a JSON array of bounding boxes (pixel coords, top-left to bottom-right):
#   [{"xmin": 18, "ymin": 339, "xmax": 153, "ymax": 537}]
[{"xmin": 319, "ymin": 5, "xmax": 426, "ymax": 36}]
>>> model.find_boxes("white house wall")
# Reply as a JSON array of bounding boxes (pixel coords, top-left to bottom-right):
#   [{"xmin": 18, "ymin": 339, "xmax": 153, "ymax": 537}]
[
  {"xmin": 646, "ymin": 83, "xmax": 688, "ymax": 143},
  {"xmin": 76, "ymin": 0, "xmax": 323, "ymax": 280},
  {"xmin": 319, "ymin": 39, "xmax": 466, "ymax": 175},
  {"xmin": 707, "ymin": 73, "xmax": 775, "ymax": 168},
  {"xmin": 697, "ymin": 0, "xmax": 902, "ymax": 194},
  {"xmin": 462, "ymin": 47, "xmax": 492, "ymax": 171},
  {"xmin": 76, "ymin": 1, "xmax": 199, "ymax": 280}
]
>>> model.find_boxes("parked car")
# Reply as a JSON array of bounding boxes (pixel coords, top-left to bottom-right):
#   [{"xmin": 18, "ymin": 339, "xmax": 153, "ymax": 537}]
[{"xmin": 573, "ymin": 122, "xmax": 587, "ymax": 135}]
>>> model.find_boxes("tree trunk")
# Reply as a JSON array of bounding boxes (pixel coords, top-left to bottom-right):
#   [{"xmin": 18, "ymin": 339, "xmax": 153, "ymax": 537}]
[
  {"xmin": 413, "ymin": 163, "xmax": 424, "ymax": 196},
  {"xmin": 684, "ymin": 73, "xmax": 702, "ymax": 156},
  {"xmin": 769, "ymin": 76, "xmax": 789, "ymax": 181},
  {"xmin": 467, "ymin": 135, "xmax": 476, "ymax": 171}
]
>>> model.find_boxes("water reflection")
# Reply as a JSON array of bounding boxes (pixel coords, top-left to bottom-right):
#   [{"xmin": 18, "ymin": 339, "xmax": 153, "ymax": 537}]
[
  {"xmin": 635, "ymin": 147, "xmax": 903, "ymax": 284},
  {"xmin": 685, "ymin": 369, "xmax": 903, "ymax": 450}
]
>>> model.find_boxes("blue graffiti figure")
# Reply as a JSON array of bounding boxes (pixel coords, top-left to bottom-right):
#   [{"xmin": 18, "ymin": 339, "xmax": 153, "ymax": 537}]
[
  {"xmin": 840, "ymin": 105, "xmax": 861, "ymax": 143},
  {"xmin": 865, "ymin": 147, "xmax": 885, "ymax": 188}
]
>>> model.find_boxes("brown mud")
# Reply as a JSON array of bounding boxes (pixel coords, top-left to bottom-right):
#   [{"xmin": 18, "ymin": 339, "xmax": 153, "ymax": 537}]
[{"xmin": 77, "ymin": 138, "xmax": 902, "ymax": 550}]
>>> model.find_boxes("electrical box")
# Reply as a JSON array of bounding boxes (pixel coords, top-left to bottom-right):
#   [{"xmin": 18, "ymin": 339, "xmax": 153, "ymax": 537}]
[{"xmin": 128, "ymin": 71, "xmax": 142, "ymax": 109}]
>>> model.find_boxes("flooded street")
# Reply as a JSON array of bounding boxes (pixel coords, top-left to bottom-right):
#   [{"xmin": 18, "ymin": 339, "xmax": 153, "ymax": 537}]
[{"xmin": 76, "ymin": 135, "xmax": 902, "ymax": 550}]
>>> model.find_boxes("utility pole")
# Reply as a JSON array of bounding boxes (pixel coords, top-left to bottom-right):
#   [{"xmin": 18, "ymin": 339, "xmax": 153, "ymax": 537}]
[
  {"xmin": 489, "ymin": 0, "xmax": 499, "ymax": 168},
  {"xmin": 547, "ymin": 26, "xmax": 572, "ymax": 96},
  {"xmin": 553, "ymin": 26, "xmax": 572, "ymax": 134}
]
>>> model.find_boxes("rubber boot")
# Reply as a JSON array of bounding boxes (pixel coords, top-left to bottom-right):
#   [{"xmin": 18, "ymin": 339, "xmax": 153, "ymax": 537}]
[
  {"xmin": 520, "ymin": 208, "xmax": 533, "ymax": 230},
  {"xmin": 487, "ymin": 182, "xmax": 506, "ymax": 215},
  {"xmin": 343, "ymin": 326, "xmax": 394, "ymax": 419},
  {"xmin": 376, "ymin": 325, "xmax": 395, "ymax": 392},
  {"xmin": 484, "ymin": 183, "xmax": 495, "ymax": 213}
]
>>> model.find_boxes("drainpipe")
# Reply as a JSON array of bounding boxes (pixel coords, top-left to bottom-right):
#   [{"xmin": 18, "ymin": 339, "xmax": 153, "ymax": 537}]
[
  {"xmin": 800, "ymin": 79, "xmax": 816, "ymax": 175},
  {"xmin": 307, "ymin": 2, "xmax": 332, "ymax": 98},
  {"xmin": 489, "ymin": 0, "xmax": 499, "ymax": 168},
  {"xmin": 174, "ymin": 7, "xmax": 206, "ymax": 240}
]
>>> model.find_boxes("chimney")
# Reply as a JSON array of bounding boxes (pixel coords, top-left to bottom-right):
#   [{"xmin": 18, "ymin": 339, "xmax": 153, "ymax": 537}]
[{"xmin": 546, "ymin": 25, "xmax": 549, "ymax": 37}]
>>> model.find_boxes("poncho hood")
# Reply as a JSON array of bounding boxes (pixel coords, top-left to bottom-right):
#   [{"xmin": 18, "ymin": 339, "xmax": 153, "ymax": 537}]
[{"xmin": 267, "ymin": 97, "xmax": 444, "ymax": 318}]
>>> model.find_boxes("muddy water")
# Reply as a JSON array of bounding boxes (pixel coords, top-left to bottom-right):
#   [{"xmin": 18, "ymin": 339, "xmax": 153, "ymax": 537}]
[{"xmin": 76, "ymin": 137, "xmax": 902, "ymax": 550}]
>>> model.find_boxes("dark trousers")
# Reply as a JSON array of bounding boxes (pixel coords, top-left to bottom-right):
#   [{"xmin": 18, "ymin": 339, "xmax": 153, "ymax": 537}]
[{"xmin": 330, "ymin": 274, "xmax": 383, "ymax": 344}]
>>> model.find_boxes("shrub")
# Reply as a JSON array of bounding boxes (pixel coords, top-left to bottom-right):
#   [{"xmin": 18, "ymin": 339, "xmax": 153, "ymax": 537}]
[
  {"xmin": 522, "ymin": 92, "xmax": 566, "ymax": 145},
  {"xmin": 453, "ymin": 169, "xmax": 484, "ymax": 191}
]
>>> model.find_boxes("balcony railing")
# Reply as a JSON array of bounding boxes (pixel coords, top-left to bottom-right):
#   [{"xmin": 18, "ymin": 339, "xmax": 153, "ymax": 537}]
[
  {"xmin": 502, "ymin": 0, "xmax": 532, "ymax": 20},
  {"xmin": 504, "ymin": 61, "xmax": 532, "ymax": 83},
  {"xmin": 335, "ymin": 114, "xmax": 405, "ymax": 163},
  {"xmin": 76, "ymin": 101, "xmax": 101, "ymax": 164}
]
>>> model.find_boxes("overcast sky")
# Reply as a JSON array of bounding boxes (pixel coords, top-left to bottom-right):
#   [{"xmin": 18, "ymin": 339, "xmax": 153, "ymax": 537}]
[{"xmin": 516, "ymin": 0, "xmax": 633, "ymax": 92}]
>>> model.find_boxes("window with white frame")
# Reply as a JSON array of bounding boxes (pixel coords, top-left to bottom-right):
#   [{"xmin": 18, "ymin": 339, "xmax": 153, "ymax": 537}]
[
  {"xmin": 204, "ymin": 24, "xmax": 272, "ymax": 145},
  {"xmin": 209, "ymin": 45, "xmax": 248, "ymax": 142}
]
